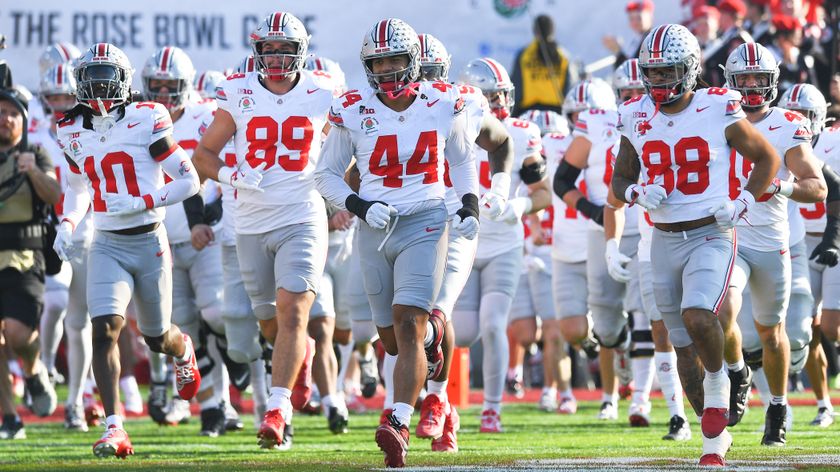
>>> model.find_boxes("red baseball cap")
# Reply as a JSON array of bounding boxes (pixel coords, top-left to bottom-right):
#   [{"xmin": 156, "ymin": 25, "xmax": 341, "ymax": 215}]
[
  {"xmin": 772, "ymin": 14, "xmax": 801, "ymax": 32},
  {"xmin": 718, "ymin": 0, "xmax": 747, "ymax": 17},
  {"xmin": 626, "ymin": 0, "xmax": 655, "ymax": 13},
  {"xmin": 694, "ymin": 5, "xmax": 720, "ymax": 20}
]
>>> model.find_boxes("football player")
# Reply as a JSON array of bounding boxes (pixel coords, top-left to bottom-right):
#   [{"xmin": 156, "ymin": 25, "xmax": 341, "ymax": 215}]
[{"xmin": 54, "ymin": 42, "xmax": 202, "ymax": 458}]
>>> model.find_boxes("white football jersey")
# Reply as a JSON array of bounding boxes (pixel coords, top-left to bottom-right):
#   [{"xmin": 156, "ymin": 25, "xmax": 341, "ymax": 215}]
[
  {"xmin": 216, "ymin": 70, "xmax": 332, "ymax": 234},
  {"xmin": 542, "ymin": 132, "xmax": 587, "ymax": 263},
  {"xmin": 618, "ymin": 88, "xmax": 746, "ymax": 224},
  {"xmin": 799, "ymin": 127, "xmax": 840, "ymax": 233},
  {"xmin": 163, "ymin": 99, "xmax": 218, "ymax": 244},
  {"xmin": 326, "ymin": 80, "xmax": 466, "ymax": 213},
  {"xmin": 476, "ymin": 116, "xmax": 542, "ymax": 260},
  {"xmin": 57, "ymin": 101, "xmax": 176, "ymax": 231},
  {"xmin": 444, "ymin": 84, "xmax": 490, "ymax": 216},
  {"xmin": 31, "ymin": 128, "xmax": 93, "ymax": 243},
  {"xmin": 574, "ymin": 110, "xmax": 639, "ymax": 234},
  {"xmin": 730, "ymin": 107, "xmax": 811, "ymax": 251}
]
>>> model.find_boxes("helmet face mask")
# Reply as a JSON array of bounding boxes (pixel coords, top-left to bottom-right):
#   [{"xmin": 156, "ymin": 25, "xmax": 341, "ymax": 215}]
[
  {"xmin": 640, "ymin": 62, "xmax": 692, "ymax": 104},
  {"xmin": 144, "ymin": 77, "xmax": 189, "ymax": 111},
  {"xmin": 249, "ymin": 12, "xmax": 310, "ymax": 81},
  {"xmin": 484, "ymin": 89, "xmax": 514, "ymax": 120},
  {"xmin": 418, "ymin": 34, "xmax": 451, "ymax": 82},
  {"xmin": 75, "ymin": 45, "xmax": 133, "ymax": 116},
  {"xmin": 141, "ymin": 46, "xmax": 195, "ymax": 112},
  {"xmin": 365, "ymin": 53, "xmax": 416, "ymax": 97},
  {"xmin": 460, "ymin": 57, "xmax": 515, "ymax": 120},
  {"xmin": 729, "ymin": 72, "xmax": 774, "ymax": 108},
  {"xmin": 780, "ymin": 83, "xmax": 827, "ymax": 135},
  {"xmin": 420, "ymin": 64, "xmax": 446, "ymax": 82}
]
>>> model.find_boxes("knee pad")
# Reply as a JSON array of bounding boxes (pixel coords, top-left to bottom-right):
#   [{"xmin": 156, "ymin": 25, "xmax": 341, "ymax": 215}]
[
  {"xmin": 743, "ymin": 348, "xmax": 764, "ymax": 371},
  {"xmin": 790, "ymin": 345, "xmax": 809, "ymax": 374},
  {"xmin": 350, "ymin": 320, "xmax": 378, "ymax": 345},
  {"xmin": 594, "ymin": 321, "xmax": 628, "ymax": 349},
  {"xmin": 222, "ymin": 314, "xmax": 261, "ymax": 364}
]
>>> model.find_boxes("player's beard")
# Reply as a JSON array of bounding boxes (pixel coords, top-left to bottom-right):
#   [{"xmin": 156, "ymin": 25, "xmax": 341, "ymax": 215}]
[{"xmin": 0, "ymin": 126, "xmax": 17, "ymax": 147}]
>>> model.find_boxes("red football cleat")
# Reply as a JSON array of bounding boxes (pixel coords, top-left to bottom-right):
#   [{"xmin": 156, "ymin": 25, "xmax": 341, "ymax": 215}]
[
  {"xmin": 701, "ymin": 408, "xmax": 729, "ymax": 439},
  {"xmin": 84, "ymin": 393, "xmax": 104, "ymax": 427},
  {"xmin": 415, "ymin": 394, "xmax": 446, "ymax": 439},
  {"xmin": 174, "ymin": 334, "xmax": 201, "ymax": 401},
  {"xmin": 291, "ymin": 337, "xmax": 315, "ymax": 411},
  {"xmin": 93, "ymin": 425, "xmax": 134, "ymax": 459},
  {"xmin": 257, "ymin": 408, "xmax": 289, "ymax": 450},
  {"xmin": 376, "ymin": 414, "xmax": 410, "ymax": 468},
  {"xmin": 431, "ymin": 406, "xmax": 460, "ymax": 452},
  {"xmin": 380, "ymin": 408, "xmax": 393, "ymax": 426},
  {"xmin": 480, "ymin": 409, "xmax": 503, "ymax": 433},
  {"xmin": 698, "ymin": 454, "xmax": 726, "ymax": 467}
]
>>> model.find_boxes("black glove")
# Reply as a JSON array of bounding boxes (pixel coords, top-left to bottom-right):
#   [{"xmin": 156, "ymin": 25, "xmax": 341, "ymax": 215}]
[
  {"xmin": 575, "ymin": 199, "xmax": 604, "ymax": 226},
  {"xmin": 810, "ymin": 215, "xmax": 840, "ymax": 267}
]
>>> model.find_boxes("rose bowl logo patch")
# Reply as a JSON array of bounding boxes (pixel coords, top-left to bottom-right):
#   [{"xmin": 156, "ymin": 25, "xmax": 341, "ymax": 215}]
[{"xmin": 362, "ymin": 117, "xmax": 379, "ymax": 135}]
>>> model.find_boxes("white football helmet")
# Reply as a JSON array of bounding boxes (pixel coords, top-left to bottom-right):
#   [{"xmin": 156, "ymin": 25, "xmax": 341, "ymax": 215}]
[
  {"xmin": 141, "ymin": 46, "xmax": 195, "ymax": 111},
  {"xmin": 562, "ymin": 78, "xmax": 617, "ymax": 117},
  {"xmin": 779, "ymin": 83, "xmax": 827, "ymax": 135},
  {"xmin": 193, "ymin": 70, "xmax": 226, "ymax": 100},
  {"xmin": 614, "ymin": 59, "xmax": 645, "ymax": 93},
  {"xmin": 235, "ymin": 55, "xmax": 257, "ymax": 74},
  {"xmin": 39, "ymin": 63, "xmax": 77, "ymax": 116},
  {"xmin": 74, "ymin": 43, "xmax": 133, "ymax": 115},
  {"xmin": 38, "ymin": 42, "xmax": 81, "ymax": 75},
  {"xmin": 638, "ymin": 24, "xmax": 702, "ymax": 104},
  {"xmin": 360, "ymin": 18, "xmax": 421, "ymax": 97},
  {"xmin": 418, "ymin": 34, "xmax": 451, "ymax": 81},
  {"xmin": 519, "ymin": 109, "xmax": 569, "ymax": 136},
  {"xmin": 249, "ymin": 12, "xmax": 310, "ymax": 80},
  {"xmin": 724, "ymin": 42, "xmax": 779, "ymax": 109},
  {"xmin": 460, "ymin": 57, "xmax": 515, "ymax": 120}
]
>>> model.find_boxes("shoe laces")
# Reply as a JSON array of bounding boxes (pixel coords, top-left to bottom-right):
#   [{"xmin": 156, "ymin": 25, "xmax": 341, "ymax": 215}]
[
  {"xmin": 174, "ymin": 363, "xmax": 195, "ymax": 388},
  {"xmin": 423, "ymin": 396, "xmax": 444, "ymax": 419}
]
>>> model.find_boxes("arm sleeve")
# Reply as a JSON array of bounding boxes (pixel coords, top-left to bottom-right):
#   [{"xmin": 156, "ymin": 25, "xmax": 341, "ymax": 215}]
[
  {"xmin": 60, "ymin": 161, "xmax": 91, "ymax": 228},
  {"xmin": 182, "ymin": 194, "xmax": 205, "ymax": 229},
  {"xmin": 146, "ymin": 145, "xmax": 200, "ymax": 208},
  {"xmin": 445, "ymin": 112, "xmax": 479, "ymax": 199},
  {"xmin": 315, "ymin": 126, "xmax": 356, "ymax": 209}
]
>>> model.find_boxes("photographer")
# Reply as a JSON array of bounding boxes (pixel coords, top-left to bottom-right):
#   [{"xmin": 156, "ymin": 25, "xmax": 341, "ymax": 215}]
[{"xmin": 0, "ymin": 86, "xmax": 61, "ymax": 439}]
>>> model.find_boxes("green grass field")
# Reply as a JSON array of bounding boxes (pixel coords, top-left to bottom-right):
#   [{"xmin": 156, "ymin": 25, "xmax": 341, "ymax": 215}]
[{"xmin": 1, "ymin": 394, "xmax": 839, "ymax": 471}]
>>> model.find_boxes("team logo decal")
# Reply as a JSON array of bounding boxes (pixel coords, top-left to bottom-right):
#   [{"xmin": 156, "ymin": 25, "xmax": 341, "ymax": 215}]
[
  {"xmin": 494, "ymin": 0, "xmax": 530, "ymax": 18},
  {"xmin": 239, "ymin": 96, "xmax": 255, "ymax": 112},
  {"xmin": 69, "ymin": 140, "xmax": 83, "ymax": 156},
  {"xmin": 362, "ymin": 116, "xmax": 380, "ymax": 135},
  {"xmin": 178, "ymin": 160, "xmax": 192, "ymax": 176}
]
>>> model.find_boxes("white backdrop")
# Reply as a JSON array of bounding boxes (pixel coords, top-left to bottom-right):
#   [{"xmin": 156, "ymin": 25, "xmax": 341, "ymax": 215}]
[{"xmin": 1, "ymin": 0, "xmax": 683, "ymax": 92}]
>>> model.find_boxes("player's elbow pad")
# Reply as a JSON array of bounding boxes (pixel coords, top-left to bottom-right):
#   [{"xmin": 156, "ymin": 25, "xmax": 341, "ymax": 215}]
[
  {"xmin": 553, "ymin": 160, "xmax": 581, "ymax": 199},
  {"xmin": 520, "ymin": 160, "xmax": 547, "ymax": 184},
  {"xmin": 823, "ymin": 163, "xmax": 840, "ymax": 203}
]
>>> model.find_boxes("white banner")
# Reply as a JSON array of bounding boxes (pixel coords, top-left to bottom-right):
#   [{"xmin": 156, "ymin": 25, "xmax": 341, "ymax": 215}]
[{"xmin": 1, "ymin": 0, "xmax": 682, "ymax": 92}]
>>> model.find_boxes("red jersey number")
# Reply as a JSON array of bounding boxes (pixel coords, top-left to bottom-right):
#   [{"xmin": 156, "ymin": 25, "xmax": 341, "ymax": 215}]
[
  {"xmin": 369, "ymin": 131, "xmax": 439, "ymax": 188},
  {"xmin": 83, "ymin": 152, "xmax": 141, "ymax": 212},
  {"xmin": 640, "ymin": 137, "xmax": 710, "ymax": 195},
  {"xmin": 244, "ymin": 116, "xmax": 313, "ymax": 172}
]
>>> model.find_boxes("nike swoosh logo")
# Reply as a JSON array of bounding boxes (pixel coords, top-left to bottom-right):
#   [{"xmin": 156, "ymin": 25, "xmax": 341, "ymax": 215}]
[
  {"xmin": 160, "ymin": 192, "xmax": 169, "ymax": 202},
  {"xmin": 234, "ymin": 372, "xmax": 248, "ymax": 386},
  {"xmin": 427, "ymin": 99, "xmax": 440, "ymax": 107},
  {"xmin": 127, "ymin": 122, "xmax": 141, "ymax": 128},
  {"xmin": 193, "ymin": 114, "xmax": 202, "ymax": 119},
  {"xmin": 825, "ymin": 147, "xmax": 835, "ymax": 153},
  {"xmin": 425, "ymin": 227, "xmax": 439, "ymax": 232},
  {"xmin": 705, "ymin": 236, "xmax": 721, "ymax": 241},
  {"xmin": 696, "ymin": 106, "xmax": 709, "ymax": 113},
  {"xmin": 769, "ymin": 125, "xmax": 782, "ymax": 131},
  {"xmin": 780, "ymin": 249, "xmax": 788, "ymax": 255},
  {"xmin": 156, "ymin": 250, "xmax": 165, "ymax": 257},
  {"xmin": 791, "ymin": 255, "xmax": 800, "ymax": 259},
  {"xmin": 307, "ymin": 88, "xmax": 319, "ymax": 94}
]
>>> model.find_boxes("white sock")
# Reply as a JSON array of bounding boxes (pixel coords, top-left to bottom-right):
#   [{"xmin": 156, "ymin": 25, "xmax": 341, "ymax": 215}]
[
  {"xmin": 382, "ymin": 353, "xmax": 397, "ymax": 409},
  {"xmin": 480, "ymin": 292, "xmax": 514, "ymax": 406},
  {"xmin": 176, "ymin": 337, "xmax": 192, "ymax": 363},
  {"xmin": 507, "ymin": 365, "xmax": 523, "ymax": 381},
  {"xmin": 654, "ymin": 351, "xmax": 685, "ymax": 418},
  {"xmin": 703, "ymin": 367, "xmax": 728, "ymax": 410},
  {"xmin": 817, "ymin": 399, "xmax": 833, "ymax": 410},
  {"xmin": 631, "ymin": 356, "xmax": 655, "ymax": 405},
  {"xmin": 65, "ymin": 320, "xmax": 92, "ymax": 408},
  {"xmin": 336, "ymin": 341, "xmax": 354, "ymax": 393},
  {"xmin": 267, "ymin": 387, "xmax": 292, "ymax": 419},
  {"xmin": 105, "ymin": 414, "xmax": 123, "ymax": 429},
  {"xmin": 119, "ymin": 376, "xmax": 139, "ymax": 396},
  {"xmin": 753, "ymin": 368, "xmax": 772, "ymax": 406},
  {"xmin": 602, "ymin": 392, "xmax": 618, "ymax": 405},
  {"xmin": 392, "ymin": 402, "xmax": 413, "ymax": 427},
  {"xmin": 770, "ymin": 395, "xmax": 787, "ymax": 406},
  {"xmin": 727, "ymin": 359, "xmax": 745, "ymax": 372},
  {"xmin": 427, "ymin": 379, "xmax": 448, "ymax": 398},
  {"xmin": 483, "ymin": 400, "xmax": 502, "ymax": 414},
  {"xmin": 423, "ymin": 321, "xmax": 434, "ymax": 348},
  {"xmin": 321, "ymin": 394, "xmax": 334, "ymax": 413},
  {"xmin": 560, "ymin": 388, "xmax": 574, "ymax": 400},
  {"xmin": 542, "ymin": 386, "xmax": 557, "ymax": 397},
  {"xmin": 250, "ymin": 360, "xmax": 267, "ymax": 407}
]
